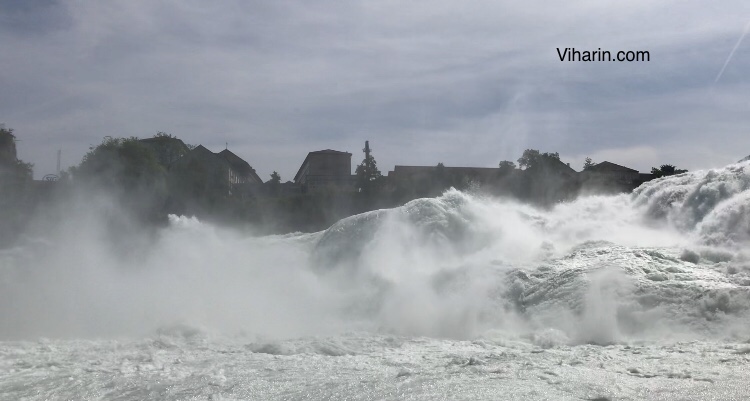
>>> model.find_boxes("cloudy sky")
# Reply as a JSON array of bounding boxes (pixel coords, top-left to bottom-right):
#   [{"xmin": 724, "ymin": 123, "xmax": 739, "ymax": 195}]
[{"xmin": 2, "ymin": 0, "xmax": 749, "ymax": 180}]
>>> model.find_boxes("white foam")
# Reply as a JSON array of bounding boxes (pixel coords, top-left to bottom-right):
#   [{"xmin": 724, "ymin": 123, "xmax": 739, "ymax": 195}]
[{"xmin": 1, "ymin": 161, "xmax": 749, "ymax": 343}]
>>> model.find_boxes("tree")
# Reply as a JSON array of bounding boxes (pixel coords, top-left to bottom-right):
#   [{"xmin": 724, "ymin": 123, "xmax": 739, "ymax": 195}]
[
  {"xmin": 270, "ymin": 171, "xmax": 281, "ymax": 184},
  {"xmin": 498, "ymin": 160, "xmax": 516, "ymax": 175},
  {"xmin": 0, "ymin": 126, "xmax": 18, "ymax": 165},
  {"xmin": 517, "ymin": 149, "xmax": 560, "ymax": 170},
  {"xmin": 73, "ymin": 137, "xmax": 164, "ymax": 187},
  {"xmin": 146, "ymin": 132, "xmax": 190, "ymax": 168},
  {"xmin": 1, "ymin": 126, "xmax": 35, "ymax": 247},
  {"xmin": 583, "ymin": 157, "xmax": 595, "ymax": 170},
  {"xmin": 71, "ymin": 136, "xmax": 167, "ymax": 217},
  {"xmin": 650, "ymin": 164, "xmax": 687, "ymax": 178},
  {"xmin": 355, "ymin": 141, "xmax": 382, "ymax": 193},
  {"xmin": 265, "ymin": 171, "xmax": 282, "ymax": 197},
  {"xmin": 0, "ymin": 126, "xmax": 33, "ymax": 188}
]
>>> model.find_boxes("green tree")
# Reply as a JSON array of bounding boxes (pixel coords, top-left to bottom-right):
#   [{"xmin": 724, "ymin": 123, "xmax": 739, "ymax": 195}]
[
  {"xmin": 270, "ymin": 171, "xmax": 281, "ymax": 184},
  {"xmin": 517, "ymin": 149, "xmax": 559, "ymax": 170},
  {"xmin": 0, "ymin": 126, "xmax": 33, "ymax": 188},
  {"xmin": 498, "ymin": 160, "xmax": 516, "ymax": 175},
  {"xmin": 267, "ymin": 170, "xmax": 282, "ymax": 197},
  {"xmin": 0, "ymin": 126, "xmax": 17, "ymax": 164},
  {"xmin": 73, "ymin": 137, "xmax": 165, "ymax": 188},
  {"xmin": 355, "ymin": 145, "xmax": 382, "ymax": 194},
  {"xmin": 583, "ymin": 157, "xmax": 595, "ymax": 170},
  {"xmin": 146, "ymin": 132, "xmax": 190, "ymax": 168},
  {"xmin": 71, "ymin": 136, "xmax": 167, "ymax": 217},
  {"xmin": 0, "ymin": 126, "xmax": 34, "ymax": 247},
  {"xmin": 650, "ymin": 164, "xmax": 687, "ymax": 178}
]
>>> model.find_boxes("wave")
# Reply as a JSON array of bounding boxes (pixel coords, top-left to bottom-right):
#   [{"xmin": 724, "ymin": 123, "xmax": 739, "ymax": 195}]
[{"xmin": 1, "ymin": 161, "xmax": 749, "ymax": 343}]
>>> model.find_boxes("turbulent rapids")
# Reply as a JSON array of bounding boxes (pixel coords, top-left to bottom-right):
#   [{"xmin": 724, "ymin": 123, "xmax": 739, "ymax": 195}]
[{"xmin": 1, "ymin": 161, "xmax": 750, "ymax": 400}]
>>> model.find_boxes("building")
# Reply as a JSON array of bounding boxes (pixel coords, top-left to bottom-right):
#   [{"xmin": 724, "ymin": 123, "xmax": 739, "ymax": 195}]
[
  {"xmin": 579, "ymin": 161, "xmax": 655, "ymax": 192},
  {"xmin": 170, "ymin": 145, "xmax": 262, "ymax": 197},
  {"xmin": 387, "ymin": 165, "xmax": 501, "ymax": 185},
  {"xmin": 527, "ymin": 157, "xmax": 578, "ymax": 179},
  {"xmin": 581, "ymin": 161, "xmax": 640, "ymax": 186},
  {"xmin": 218, "ymin": 148, "xmax": 262, "ymax": 185},
  {"xmin": 293, "ymin": 149, "xmax": 353, "ymax": 192},
  {"xmin": 178, "ymin": 145, "xmax": 261, "ymax": 185}
]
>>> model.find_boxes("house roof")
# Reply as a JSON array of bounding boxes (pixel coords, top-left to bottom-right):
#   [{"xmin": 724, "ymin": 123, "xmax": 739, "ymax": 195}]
[
  {"xmin": 172, "ymin": 145, "xmax": 226, "ymax": 169},
  {"xmin": 525, "ymin": 157, "xmax": 577, "ymax": 178},
  {"xmin": 294, "ymin": 149, "xmax": 352, "ymax": 182},
  {"xmin": 177, "ymin": 146, "xmax": 261, "ymax": 183},
  {"xmin": 218, "ymin": 149, "xmax": 262, "ymax": 183},
  {"xmin": 219, "ymin": 149, "xmax": 251, "ymax": 173},
  {"xmin": 588, "ymin": 161, "xmax": 638, "ymax": 173},
  {"xmin": 311, "ymin": 149, "xmax": 352, "ymax": 155},
  {"xmin": 190, "ymin": 144, "xmax": 215, "ymax": 156}
]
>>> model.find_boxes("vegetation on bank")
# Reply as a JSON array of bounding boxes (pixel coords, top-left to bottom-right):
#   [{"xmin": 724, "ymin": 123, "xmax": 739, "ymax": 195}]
[{"xmin": 1, "ymin": 127, "xmax": 36, "ymax": 245}]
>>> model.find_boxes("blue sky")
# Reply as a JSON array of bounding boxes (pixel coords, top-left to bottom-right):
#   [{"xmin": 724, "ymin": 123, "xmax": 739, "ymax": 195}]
[{"xmin": 2, "ymin": 0, "xmax": 749, "ymax": 180}]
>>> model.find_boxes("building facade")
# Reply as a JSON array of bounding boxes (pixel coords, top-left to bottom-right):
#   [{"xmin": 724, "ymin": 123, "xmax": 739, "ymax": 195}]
[
  {"xmin": 218, "ymin": 149, "xmax": 263, "ymax": 185},
  {"xmin": 293, "ymin": 149, "xmax": 352, "ymax": 192},
  {"xmin": 581, "ymin": 161, "xmax": 640, "ymax": 185},
  {"xmin": 169, "ymin": 145, "xmax": 262, "ymax": 198}
]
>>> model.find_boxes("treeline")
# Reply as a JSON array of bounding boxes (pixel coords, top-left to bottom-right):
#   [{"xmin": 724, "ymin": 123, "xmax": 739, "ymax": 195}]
[
  {"xmin": 386, "ymin": 150, "xmax": 579, "ymax": 205},
  {"xmin": 61, "ymin": 134, "xmax": 395, "ymax": 233},
  {"xmin": 1, "ymin": 126, "xmax": 693, "ymax": 247},
  {"xmin": 0, "ymin": 127, "xmax": 35, "ymax": 246}
]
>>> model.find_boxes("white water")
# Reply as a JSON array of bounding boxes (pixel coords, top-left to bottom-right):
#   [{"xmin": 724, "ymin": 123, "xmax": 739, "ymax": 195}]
[{"xmin": 1, "ymin": 161, "xmax": 750, "ymax": 400}]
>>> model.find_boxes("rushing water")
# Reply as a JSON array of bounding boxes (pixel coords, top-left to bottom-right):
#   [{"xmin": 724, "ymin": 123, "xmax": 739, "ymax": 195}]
[{"xmin": 1, "ymin": 161, "xmax": 750, "ymax": 400}]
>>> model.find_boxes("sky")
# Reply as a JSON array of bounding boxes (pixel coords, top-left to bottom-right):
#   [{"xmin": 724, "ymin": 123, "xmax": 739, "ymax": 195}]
[{"xmin": 1, "ymin": 0, "xmax": 749, "ymax": 181}]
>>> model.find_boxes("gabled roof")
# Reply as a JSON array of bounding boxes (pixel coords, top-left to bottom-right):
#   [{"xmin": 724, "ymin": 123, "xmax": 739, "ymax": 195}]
[
  {"xmin": 173, "ymin": 145, "xmax": 227, "ymax": 169},
  {"xmin": 190, "ymin": 144, "xmax": 215, "ymax": 156},
  {"xmin": 177, "ymin": 146, "xmax": 261, "ymax": 183},
  {"xmin": 526, "ymin": 157, "xmax": 577, "ymax": 177},
  {"xmin": 294, "ymin": 149, "xmax": 352, "ymax": 182},
  {"xmin": 588, "ymin": 161, "xmax": 638, "ymax": 173},
  {"xmin": 219, "ymin": 149, "xmax": 251, "ymax": 173},
  {"xmin": 218, "ymin": 149, "xmax": 262, "ymax": 183}
]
